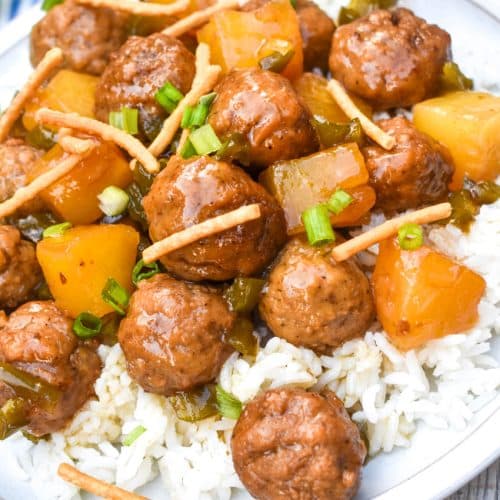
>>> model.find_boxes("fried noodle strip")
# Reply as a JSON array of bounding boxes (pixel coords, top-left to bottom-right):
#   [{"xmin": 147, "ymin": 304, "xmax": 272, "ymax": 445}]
[
  {"xmin": 35, "ymin": 108, "xmax": 160, "ymax": 173},
  {"xmin": 331, "ymin": 202, "xmax": 452, "ymax": 262},
  {"xmin": 148, "ymin": 43, "xmax": 221, "ymax": 157},
  {"xmin": 327, "ymin": 79, "xmax": 396, "ymax": 151},
  {"xmin": 58, "ymin": 463, "xmax": 146, "ymax": 500},
  {"xmin": 162, "ymin": 0, "xmax": 240, "ymax": 38},
  {"xmin": 74, "ymin": 0, "xmax": 189, "ymax": 16},
  {"xmin": 143, "ymin": 203, "xmax": 262, "ymax": 263},
  {"xmin": 59, "ymin": 135, "xmax": 98, "ymax": 155},
  {"xmin": 176, "ymin": 128, "xmax": 190, "ymax": 154},
  {"xmin": 0, "ymin": 47, "xmax": 63, "ymax": 142}
]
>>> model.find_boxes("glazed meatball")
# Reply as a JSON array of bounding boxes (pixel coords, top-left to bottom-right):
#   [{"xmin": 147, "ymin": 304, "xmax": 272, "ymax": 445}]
[
  {"xmin": 232, "ymin": 387, "xmax": 366, "ymax": 500},
  {"xmin": 208, "ymin": 68, "xmax": 318, "ymax": 170},
  {"xmin": 241, "ymin": 0, "xmax": 335, "ymax": 72},
  {"xmin": 30, "ymin": 0, "xmax": 129, "ymax": 75},
  {"xmin": 95, "ymin": 33, "xmax": 195, "ymax": 142},
  {"xmin": 0, "ymin": 301, "xmax": 101, "ymax": 436},
  {"xmin": 0, "ymin": 226, "xmax": 41, "ymax": 309},
  {"xmin": 0, "ymin": 138, "xmax": 44, "ymax": 214},
  {"xmin": 362, "ymin": 116, "xmax": 454, "ymax": 212},
  {"xmin": 259, "ymin": 236, "xmax": 374, "ymax": 353},
  {"xmin": 329, "ymin": 8, "xmax": 451, "ymax": 109},
  {"xmin": 118, "ymin": 274, "xmax": 235, "ymax": 395},
  {"xmin": 143, "ymin": 155, "xmax": 287, "ymax": 281}
]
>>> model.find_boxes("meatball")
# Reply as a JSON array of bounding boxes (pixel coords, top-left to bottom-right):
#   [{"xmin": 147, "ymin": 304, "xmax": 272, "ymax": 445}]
[
  {"xmin": 329, "ymin": 8, "xmax": 451, "ymax": 109},
  {"xmin": 95, "ymin": 33, "xmax": 195, "ymax": 142},
  {"xmin": 241, "ymin": 0, "xmax": 335, "ymax": 72},
  {"xmin": 0, "ymin": 301, "xmax": 101, "ymax": 436},
  {"xmin": 232, "ymin": 387, "xmax": 366, "ymax": 500},
  {"xmin": 143, "ymin": 155, "xmax": 287, "ymax": 281},
  {"xmin": 0, "ymin": 138, "xmax": 44, "ymax": 214},
  {"xmin": 118, "ymin": 274, "xmax": 235, "ymax": 395},
  {"xmin": 361, "ymin": 116, "xmax": 454, "ymax": 212},
  {"xmin": 30, "ymin": 0, "xmax": 129, "ymax": 75},
  {"xmin": 208, "ymin": 68, "xmax": 318, "ymax": 170},
  {"xmin": 0, "ymin": 226, "xmax": 41, "ymax": 309},
  {"xmin": 259, "ymin": 236, "xmax": 374, "ymax": 353}
]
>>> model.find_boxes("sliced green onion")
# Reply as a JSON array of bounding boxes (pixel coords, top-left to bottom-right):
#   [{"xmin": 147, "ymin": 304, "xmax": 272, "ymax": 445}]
[
  {"xmin": 97, "ymin": 186, "xmax": 130, "ymax": 217},
  {"xmin": 132, "ymin": 259, "xmax": 160, "ymax": 285},
  {"xmin": 180, "ymin": 138, "xmax": 197, "ymax": 159},
  {"xmin": 215, "ymin": 385, "xmax": 242, "ymax": 420},
  {"xmin": 397, "ymin": 223, "xmax": 424, "ymax": 251},
  {"xmin": 189, "ymin": 124, "xmax": 222, "ymax": 156},
  {"xmin": 109, "ymin": 107, "xmax": 138, "ymax": 135},
  {"xmin": 41, "ymin": 0, "xmax": 63, "ymax": 11},
  {"xmin": 73, "ymin": 312, "xmax": 102, "ymax": 339},
  {"xmin": 42, "ymin": 222, "xmax": 72, "ymax": 239},
  {"xmin": 155, "ymin": 81, "xmax": 184, "ymax": 113},
  {"xmin": 122, "ymin": 425, "xmax": 146, "ymax": 446},
  {"xmin": 181, "ymin": 105, "xmax": 194, "ymax": 128},
  {"xmin": 327, "ymin": 189, "xmax": 354, "ymax": 215},
  {"xmin": 101, "ymin": 278, "xmax": 130, "ymax": 315},
  {"xmin": 259, "ymin": 50, "xmax": 295, "ymax": 73},
  {"xmin": 301, "ymin": 205, "xmax": 335, "ymax": 246}
]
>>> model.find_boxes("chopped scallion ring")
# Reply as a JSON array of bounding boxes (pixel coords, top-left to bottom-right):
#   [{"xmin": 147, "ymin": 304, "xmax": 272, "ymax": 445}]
[
  {"xmin": 327, "ymin": 189, "xmax": 354, "ymax": 215},
  {"xmin": 122, "ymin": 425, "xmax": 146, "ymax": 446},
  {"xmin": 181, "ymin": 93, "xmax": 217, "ymax": 129},
  {"xmin": 215, "ymin": 385, "xmax": 242, "ymax": 420},
  {"xmin": 97, "ymin": 186, "xmax": 130, "ymax": 217},
  {"xmin": 189, "ymin": 124, "xmax": 222, "ymax": 156},
  {"xmin": 155, "ymin": 81, "xmax": 184, "ymax": 113},
  {"xmin": 132, "ymin": 259, "xmax": 160, "ymax": 285},
  {"xmin": 179, "ymin": 137, "xmax": 197, "ymax": 159},
  {"xmin": 42, "ymin": 222, "xmax": 72, "ymax": 239},
  {"xmin": 181, "ymin": 105, "xmax": 194, "ymax": 129},
  {"xmin": 101, "ymin": 278, "xmax": 130, "ymax": 315},
  {"xmin": 72, "ymin": 312, "xmax": 102, "ymax": 339},
  {"xmin": 397, "ymin": 223, "xmax": 424, "ymax": 251},
  {"xmin": 41, "ymin": 0, "xmax": 63, "ymax": 11},
  {"xmin": 108, "ymin": 107, "xmax": 139, "ymax": 135},
  {"xmin": 302, "ymin": 205, "xmax": 335, "ymax": 246}
]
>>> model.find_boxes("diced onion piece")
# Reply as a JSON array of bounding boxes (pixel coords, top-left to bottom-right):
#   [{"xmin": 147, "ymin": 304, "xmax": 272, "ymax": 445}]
[
  {"xmin": 42, "ymin": 222, "xmax": 72, "ymax": 239},
  {"xmin": 215, "ymin": 385, "xmax": 242, "ymax": 420},
  {"xmin": 73, "ymin": 312, "xmax": 102, "ymax": 339},
  {"xmin": 122, "ymin": 425, "xmax": 146, "ymax": 446},
  {"xmin": 301, "ymin": 204, "xmax": 335, "ymax": 246},
  {"xmin": 327, "ymin": 189, "xmax": 354, "ymax": 215},
  {"xmin": 189, "ymin": 124, "xmax": 222, "ymax": 155},
  {"xmin": 101, "ymin": 278, "xmax": 130, "ymax": 315},
  {"xmin": 98, "ymin": 186, "xmax": 130, "ymax": 216},
  {"xmin": 108, "ymin": 107, "xmax": 138, "ymax": 135},
  {"xmin": 397, "ymin": 223, "xmax": 424, "ymax": 251}
]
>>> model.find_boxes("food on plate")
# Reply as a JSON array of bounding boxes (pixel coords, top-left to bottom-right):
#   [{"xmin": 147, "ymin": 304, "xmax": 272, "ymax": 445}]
[{"xmin": 0, "ymin": 0, "xmax": 498, "ymax": 498}]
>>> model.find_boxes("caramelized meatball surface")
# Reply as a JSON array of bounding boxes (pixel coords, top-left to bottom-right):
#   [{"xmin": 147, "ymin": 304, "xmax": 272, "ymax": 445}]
[
  {"xmin": 0, "ymin": 301, "xmax": 101, "ymax": 436},
  {"xmin": 30, "ymin": 0, "xmax": 129, "ymax": 75},
  {"xmin": 143, "ymin": 155, "xmax": 287, "ymax": 281},
  {"xmin": 208, "ymin": 68, "xmax": 318, "ymax": 170},
  {"xmin": 118, "ymin": 274, "xmax": 235, "ymax": 395},
  {"xmin": 259, "ymin": 236, "xmax": 374, "ymax": 353},
  {"xmin": 95, "ymin": 33, "xmax": 195, "ymax": 141},
  {"xmin": 0, "ymin": 226, "xmax": 41, "ymax": 309},
  {"xmin": 361, "ymin": 116, "xmax": 454, "ymax": 212},
  {"xmin": 329, "ymin": 8, "xmax": 450, "ymax": 109},
  {"xmin": 232, "ymin": 387, "xmax": 366, "ymax": 500}
]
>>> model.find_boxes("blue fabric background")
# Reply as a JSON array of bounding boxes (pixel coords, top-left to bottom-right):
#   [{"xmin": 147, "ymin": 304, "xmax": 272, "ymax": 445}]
[{"xmin": 0, "ymin": 0, "xmax": 39, "ymax": 26}]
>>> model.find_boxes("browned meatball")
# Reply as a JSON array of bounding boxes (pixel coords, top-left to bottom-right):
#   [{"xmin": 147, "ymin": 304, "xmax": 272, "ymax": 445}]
[
  {"xmin": 0, "ymin": 301, "xmax": 101, "ymax": 436},
  {"xmin": 329, "ymin": 8, "xmax": 451, "ymax": 109},
  {"xmin": 259, "ymin": 236, "xmax": 374, "ymax": 353},
  {"xmin": 143, "ymin": 155, "xmax": 287, "ymax": 281},
  {"xmin": 232, "ymin": 387, "xmax": 366, "ymax": 500},
  {"xmin": 0, "ymin": 226, "xmax": 41, "ymax": 309},
  {"xmin": 208, "ymin": 68, "xmax": 318, "ymax": 170},
  {"xmin": 362, "ymin": 116, "xmax": 454, "ymax": 212},
  {"xmin": 95, "ymin": 33, "xmax": 195, "ymax": 142},
  {"xmin": 118, "ymin": 274, "xmax": 234, "ymax": 395},
  {"xmin": 30, "ymin": 0, "xmax": 129, "ymax": 75},
  {"xmin": 0, "ymin": 138, "xmax": 44, "ymax": 214}
]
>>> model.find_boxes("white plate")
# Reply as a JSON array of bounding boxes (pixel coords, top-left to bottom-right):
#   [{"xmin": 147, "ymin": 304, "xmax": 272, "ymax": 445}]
[{"xmin": 0, "ymin": 2, "xmax": 499, "ymax": 499}]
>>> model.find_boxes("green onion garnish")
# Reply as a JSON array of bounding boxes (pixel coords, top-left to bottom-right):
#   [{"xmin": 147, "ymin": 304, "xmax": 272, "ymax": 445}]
[
  {"xmin": 327, "ymin": 189, "xmax": 354, "ymax": 215},
  {"xmin": 181, "ymin": 93, "xmax": 217, "ymax": 129},
  {"xmin": 122, "ymin": 425, "xmax": 146, "ymax": 446},
  {"xmin": 215, "ymin": 385, "xmax": 242, "ymax": 420},
  {"xmin": 101, "ymin": 278, "xmax": 130, "ymax": 315},
  {"xmin": 181, "ymin": 105, "xmax": 194, "ymax": 129},
  {"xmin": 132, "ymin": 259, "xmax": 160, "ymax": 285},
  {"xmin": 41, "ymin": 0, "xmax": 63, "ymax": 11},
  {"xmin": 97, "ymin": 186, "xmax": 130, "ymax": 217},
  {"xmin": 301, "ymin": 205, "xmax": 335, "ymax": 246},
  {"xmin": 155, "ymin": 82, "xmax": 184, "ymax": 113},
  {"xmin": 189, "ymin": 124, "xmax": 222, "ymax": 156},
  {"xmin": 72, "ymin": 312, "xmax": 102, "ymax": 339},
  {"xmin": 109, "ymin": 107, "xmax": 138, "ymax": 135},
  {"xmin": 180, "ymin": 138, "xmax": 197, "ymax": 159},
  {"xmin": 42, "ymin": 222, "xmax": 72, "ymax": 239},
  {"xmin": 397, "ymin": 223, "xmax": 424, "ymax": 251}
]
